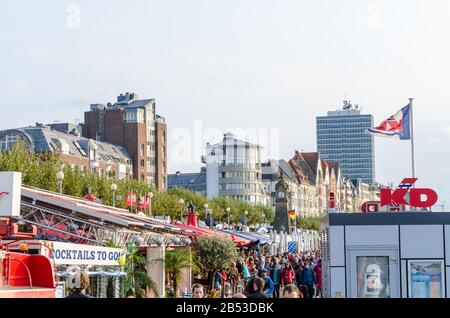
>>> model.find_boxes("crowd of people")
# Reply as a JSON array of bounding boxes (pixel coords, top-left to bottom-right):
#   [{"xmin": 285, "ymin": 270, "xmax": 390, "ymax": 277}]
[{"xmin": 194, "ymin": 249, "xmax": 322, "ymax": 298}]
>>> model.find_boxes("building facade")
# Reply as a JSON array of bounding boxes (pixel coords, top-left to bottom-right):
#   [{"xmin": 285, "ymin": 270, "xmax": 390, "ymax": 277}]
[
  {"xmin": 263, "ymin": 151, "xmax": 379, "ymax": 217},
  {"xmin": 168, "ymin": 168, "xmax": 207, "ymax": 196},
  {"xmin": 316, "ymin": 101, "xmax": 375, "ymax": 184},
  {"xmin": 203, "ymin": 133, "xmax": 267, "ymax": 205},
  {"xmin": 0, "ymin": 124, "xmax": 133, "ymax": 179},
  {"xmin": 83, "ymin": 92, "xmax": 167, "ymax": 190}
]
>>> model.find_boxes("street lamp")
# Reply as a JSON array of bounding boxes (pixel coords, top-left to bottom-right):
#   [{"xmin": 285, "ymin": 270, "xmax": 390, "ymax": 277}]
[
  {"xmin": 179, "ymin": 198, "xmax": 185, "ymax": 222},
  {"xmin": 105, "ymin": 160, "xmax": 112, "ymax": 178},
  {"xmin": 226, "ymin": 207, "xmax": 231, "ymax": 228},
  {"xmin": 56, "ymin": 171, "xmax": 64, "ymax": 194},
  {"xmin": 148, "ymin": 192, "xmax": 154, "ymax": 216},
  {"xmin": 262, "ymin": 213, "xmax": 265, "ymax": 226},
  {"xmin": 111, "ymin": 183, "xmax": 117, "ymax": 207},
  {"xmin": 204, "ymin": 203, "xmax": 212, "ymax": 229},
  {"xmin": 244, "ymin": 210, "xmax": 248, "ymax": 227}
]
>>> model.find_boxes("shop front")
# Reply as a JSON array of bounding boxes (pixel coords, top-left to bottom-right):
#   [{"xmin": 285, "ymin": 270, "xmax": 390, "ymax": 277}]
[{"xmin": 321, "ymin": 212, "xmax": 450, "ymax": 298}]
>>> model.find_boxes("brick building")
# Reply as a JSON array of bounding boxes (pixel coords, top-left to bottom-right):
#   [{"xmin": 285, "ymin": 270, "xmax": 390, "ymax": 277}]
[{"xmin": 82, "ymin": 92, "xmax": 167, "ymax": 190}]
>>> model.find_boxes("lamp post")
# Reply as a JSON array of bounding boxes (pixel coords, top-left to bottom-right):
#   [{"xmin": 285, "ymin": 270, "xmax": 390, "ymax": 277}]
[
  {"xmin": 262, "ymin": 213, "xmax": 265, "ymax": 227},
  {"xmin": 244, "ymin": 210, "xmax": 248, "ymax": 228},
  {"xmin": 204, "ymin": 203, "xmax": 212, "ymax": 229},
  {"xmin": 226, "ymin": 207, "xmax": 231, "ymax": 229},
  {"xmin": 111, "ymin": 183, "xmax": 117, "ymax": 207},
  {"xmin": 56, "ymin": 171, "xmax": 64, "ymax": 194},
  {"xmin": 179, "ymin": 198, "xmax": 185, "ymax": 222},
  {"xmin": 105, "ymin": 160, "xmax": 112, "ymax": 178},
  {"xmin": 148, "ymin": 192, "xmax": 154, "ymax": 216}
]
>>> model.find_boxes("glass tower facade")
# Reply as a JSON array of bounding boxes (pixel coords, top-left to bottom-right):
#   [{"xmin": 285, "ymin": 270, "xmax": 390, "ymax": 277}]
[{"xmin": 316, "ymin": 108, "xmax": 375, "ymax": 184}]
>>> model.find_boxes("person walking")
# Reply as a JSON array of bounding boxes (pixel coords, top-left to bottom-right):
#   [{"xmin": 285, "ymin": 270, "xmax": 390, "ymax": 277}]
[
  {"xmin": 281, "ymin": 263, "xmax": 295, "ymax": 287},
  {"xmin": 270, "ymin": 260, "xmax": 282, "ymax": 298},
  {"xmin": 66, "ymin": 271, "xmax": 94, "ymax": 298},
  {"xmin": 192, "ymin": 284, "xmax": 204, "ymax": 298},
  {"xmin": 295, "ymin": 263, "xmax": 303, "ymax": 287},
  {"xmin": 282, "ymin": 284, "xmax": 304, "ymax": 298},
  {"xmin": 260, "ymin": 269, "xmax": 274, "ymax": 298},
  {"xmin": 246, "ymin": 277, "xmax": 269, "ymax": 299},
  {"xmin": 213, "ymin": 268, "xmax": 223, "ymax": 291},
  {"xmin": 300, "ymin": 262, "xmax": 315, "ymax": 299},
  {"xmin": 313, "ymin": 259, "xmax": 323, "ymax": 298}
]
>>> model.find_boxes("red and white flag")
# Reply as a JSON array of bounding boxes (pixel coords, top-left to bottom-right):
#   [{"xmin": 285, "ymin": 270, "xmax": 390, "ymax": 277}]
[{"xmin": 126, "ymin": 192, "xmax": 137, "ymax": 207}]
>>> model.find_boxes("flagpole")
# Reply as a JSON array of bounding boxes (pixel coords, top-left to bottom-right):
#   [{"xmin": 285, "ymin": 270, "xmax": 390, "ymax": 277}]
[{"xmin": 409, "ymin": 98, "xmax": 416, "ymax": 211}]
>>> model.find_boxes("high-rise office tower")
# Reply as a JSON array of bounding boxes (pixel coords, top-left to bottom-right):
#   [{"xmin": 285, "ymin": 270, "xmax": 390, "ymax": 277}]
[{"xmin": 316, "ymin": 101, "xmax": 374, "ymax": 184}]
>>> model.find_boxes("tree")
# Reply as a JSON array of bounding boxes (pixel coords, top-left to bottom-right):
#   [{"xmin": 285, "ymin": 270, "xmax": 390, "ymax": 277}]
[
  {"xmin": 164, "ymin": 247, "xmax": 193, "ymax": 298},
  {"xmin": 297, "ymin": 216, "xmax": 321, "ymax": 231},
  {"xmin": 124, "ymin": 243, "xmax": 158, "ymax": 298},
  {"xmin": 193, "ymin": 235, "xmax": 237, "ymax": 288}
]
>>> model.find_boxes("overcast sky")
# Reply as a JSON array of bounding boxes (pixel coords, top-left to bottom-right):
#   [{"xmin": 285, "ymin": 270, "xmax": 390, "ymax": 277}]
[{"xmin": 1, "ymin": 0, "xmax": 449, "ymax": 209}]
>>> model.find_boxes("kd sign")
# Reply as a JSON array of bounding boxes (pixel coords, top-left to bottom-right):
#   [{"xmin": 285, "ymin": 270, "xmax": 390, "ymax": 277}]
[{"xmin": 380, "ymin": 178, "xmax": 438, "ymax": 208}]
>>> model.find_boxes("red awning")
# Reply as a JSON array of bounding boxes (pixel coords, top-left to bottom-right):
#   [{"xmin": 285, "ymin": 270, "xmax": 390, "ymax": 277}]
[{"xmin": 174, "ymin": 223, "xmax": 251, "ymax": 247}]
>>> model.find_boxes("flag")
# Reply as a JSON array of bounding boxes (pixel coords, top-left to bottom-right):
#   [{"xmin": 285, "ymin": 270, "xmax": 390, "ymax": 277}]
[
  {"xmin": 126, "ymin": 192, "xmax": 137, "ymax": 207},
  {"xmin": 288, "ymin": 241, "xmax": 297, "ymax": 254},
  {"xmin": 367, "ymin": 103, "xmax": 411, "ymax": 140},
  {"xmin": 140, "ymin": 195, "xmax": 151, "ymax": 209}
]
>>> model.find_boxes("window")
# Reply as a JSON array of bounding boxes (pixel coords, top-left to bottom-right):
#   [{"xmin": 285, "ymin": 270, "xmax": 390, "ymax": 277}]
[
  {"xmin": 140, "ymin": 144, "xmax": 145, "ymax": 156},
  {"xmin": 141, "ymin": 175, "xmax": 145, "ymax": 181},
  {"xmin": 73, "ymin": 141, "xmax": 87, "ymax": 156},
  {"xmin": 163, "ymin": 131, "xmax": 166, "ymax": 143},
  {"xmin": 140, "ymin": 160, "xmax": 145, "ymax": 167},
  {"xmin": 162, "ymin": 146, "xmax": 166, "ymax": 158}
]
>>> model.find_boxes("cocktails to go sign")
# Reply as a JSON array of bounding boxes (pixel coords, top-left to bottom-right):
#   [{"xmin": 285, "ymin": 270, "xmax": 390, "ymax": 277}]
[
  {"xmin": 288, "ymin": 211, "xmax": 296, "ymax": 219},
  {"xmin": 47, "ymin": 242, "xmax": 125, "ymax": 266}
]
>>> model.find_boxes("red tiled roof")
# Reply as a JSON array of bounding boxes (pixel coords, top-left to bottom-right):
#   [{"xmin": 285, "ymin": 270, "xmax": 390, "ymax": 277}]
[
  {"xmin": 320, "ymin": 158, "xmax": 328, "ymax": 174},
  {"xmin": 288, "ymin": 159, "xmax": 310, "ymax": 185},
  {"xmin": 299, "ymin": 152, "xmax": 319, "ymax": 174}
]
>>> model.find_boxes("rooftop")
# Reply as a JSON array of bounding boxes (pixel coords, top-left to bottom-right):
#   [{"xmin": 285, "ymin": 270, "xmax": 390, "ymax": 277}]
[{"xmin": 0, "ymin": 125, "xmax": 132, "ymax": 165}]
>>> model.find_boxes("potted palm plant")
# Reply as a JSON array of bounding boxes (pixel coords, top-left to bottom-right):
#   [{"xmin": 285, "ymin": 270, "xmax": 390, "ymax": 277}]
[{"xmin": 164, "ymin": 247, "xmax": 195, "ymax": 298}]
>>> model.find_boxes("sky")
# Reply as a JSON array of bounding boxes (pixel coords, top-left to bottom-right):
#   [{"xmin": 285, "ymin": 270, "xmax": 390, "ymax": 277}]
[{"xmin": 1, "ymin": 0, "xmax": 449, "ymax": 210}]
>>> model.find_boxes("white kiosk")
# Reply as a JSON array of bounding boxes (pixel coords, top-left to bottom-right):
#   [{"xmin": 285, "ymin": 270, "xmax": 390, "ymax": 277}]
[{"xmin": 321, "ymin": 212, "xmax": 450, "ymax": 298}]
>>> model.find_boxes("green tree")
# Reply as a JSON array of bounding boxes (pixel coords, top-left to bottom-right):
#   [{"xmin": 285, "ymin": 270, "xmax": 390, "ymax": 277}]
[
  {"xmin": 193, "ymin": 235, "xmax": 238, "ymax": 288},
  {"xmin": 164, "ymin": 247, "xmax": 194, "ymax": 298},
  {"xmin": 297, "ymin": 216, "xmax": 321, "ymax": 231},
  {"xmin": 123, "ymin": 243, "xmax": 158, "ymax": 298}
]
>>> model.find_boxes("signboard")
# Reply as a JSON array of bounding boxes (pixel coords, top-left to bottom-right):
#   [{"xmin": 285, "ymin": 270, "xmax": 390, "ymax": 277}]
[
  {"xmin": 408, "ymin": 260, "xmax": 445, "ymax": 298},
  {"xmin": 0, "ymin": 250, "xmax": 6, "ymax": 259},
  {"xmin": 381, "ymin": 178, "xmax": 438, "ymax": 209},
  {"xmin": 47, "ymin": 242, "xmax": 125, "ymax": 266}
]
